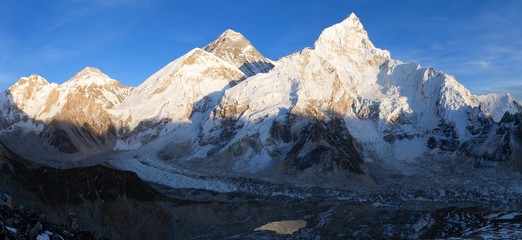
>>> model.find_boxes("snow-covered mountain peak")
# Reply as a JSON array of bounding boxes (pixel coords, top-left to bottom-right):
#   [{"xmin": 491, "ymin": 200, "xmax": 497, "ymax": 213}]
[
  {"xmin": 129, "ymin": 48, "xmax": 242, "ymax": 90},
  {"xmin": 220, "ymin": 29, "xmax": 244, "ymax": 40},
  {"xmin": 9, "ymin": 74, "xmax": 49, "ymax": 91},
  {"xmin": 313, "ymin": 12, "xmax": 390, "ymax": 64},
  {"xmin": 205, "ymin": 29, "xmax": 250, "ymax": 52},
  {"xmin": 204, "ymin": 29, "xmax": 274, "ymax": 76},
  {"xmin": 340, "ymin": 12, "xmax": 363, "ymax": 30},
  {"xmin": 7, "ymin": 74, "xmax": 54, "ymax": 105},
  {"xmin": 113, "ymin": 47, "xmax": 245, "ymax": 132},
  {"xmin": 314, "ymin": 13, "xmax": 366, "ymax": 47},
  {"xmin": 62, "ymin": 67, "xmax": 119, "ymax": 87},
  {"xmin": 58, "ymin": 66, "xmax": 131, "ymax": 109},
  {"xmin": 80, "ymin": 66, "xmax": 103, "ymax": 74},
  {"xmin": 478, "ymin": 93, "xmax": 522, "ymax": 122}
]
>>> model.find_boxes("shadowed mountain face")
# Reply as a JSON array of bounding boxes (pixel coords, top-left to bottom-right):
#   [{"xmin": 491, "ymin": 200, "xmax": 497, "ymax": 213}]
[
  {"xmin": 278, "ymin": 113, "xmax": 364, "ymax": 174},
  {"xmin": 0, "ymin": 68, "xmax": 130, "ymax": 161},
  {"xmin": 0, "ymin": 141, "xmax": 164, "ymax": 204},
  {"xmin": 0, "ymin": 141, "xmax": 170, "ymax": 239}
]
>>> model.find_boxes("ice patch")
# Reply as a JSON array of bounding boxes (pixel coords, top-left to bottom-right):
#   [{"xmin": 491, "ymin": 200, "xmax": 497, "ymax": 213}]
[
  {"xmin": 498, "ymin": 212, "xmax": 521, "ymax": 220},
  {"xmin": 36, "ymin": 234, "xmax": 50, "ymax": 240},
  {"xmin": 254, "ymin": 220, "xmax": 307, "ymax": 234}
]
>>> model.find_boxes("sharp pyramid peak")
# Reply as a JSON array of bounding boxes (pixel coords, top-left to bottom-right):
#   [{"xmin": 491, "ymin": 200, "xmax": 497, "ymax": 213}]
[
  {"xmin": 345, "ymin": 13, "xmax": 362, "ymax": 24},
  {"xmin": 223, "ymin": 29, "xmax": 239, "ymax": 34},
  {"xmin": 313, "ymin": 12, "xmax": 390, "ymax": 62},
  {"xmin": 330, "ymin": 12, "xmax": 364, "ymax": 31},
  {"xmin": 220, "ymin": 29, "xmax": 245, "ymax": 38},
  {"xmin": 78, "ymin": 66, "xmax": 104, "ymax": 74},
  {"xmin": 212, "ymin": 29, "xmax": 251, "ymax": 44},
  {"xmin": 315, "ymin": 12, "xmax": 368, "ymax": 45},
  {"xmin": 204, "ymin": 29, "xmax": 252, "ymax": 53},
  {"xmin": 204, "ymin": 29, "xmax": 274, "ymax": 76},
  {"xmin": 63, "ymin": 66, "xmax": 116, "ymax": 87},
  {"xmin": 72, "ymin": 66, "xmax": 108, "ymax": 78}
]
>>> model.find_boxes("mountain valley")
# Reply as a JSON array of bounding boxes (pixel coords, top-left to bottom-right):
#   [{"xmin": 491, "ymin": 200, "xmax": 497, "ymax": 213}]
[{"xmin": 1, "ymin": 13, "xmax": 522, "ymax": 239}]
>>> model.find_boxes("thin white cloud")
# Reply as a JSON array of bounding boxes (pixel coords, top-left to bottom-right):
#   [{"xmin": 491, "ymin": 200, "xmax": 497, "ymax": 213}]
[
  {"xmin": 171, "ymin": 33, "xmax": 203, "ymax": 44},
  {"xmin": 45, "ymin": 9, "xmax": 90, "ymax": 31},
  {"xmin": 89, "ymin": 0, "xmax": 146, "ymax": 7},
  {"xmin": 467, "ymin": 60, "xmax": 490, "ymax": 70},
  {"xmin": 32, "ymin": 28, "xmax": 126, "ymax": 63},
  {"xmin": 41, "ymin": 0, "xmax": 150, "ymax": 31}
]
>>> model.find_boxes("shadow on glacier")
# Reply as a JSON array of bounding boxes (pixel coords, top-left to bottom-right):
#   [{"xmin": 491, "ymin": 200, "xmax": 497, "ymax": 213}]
[{"xmin": 0, "ymin": 135, "xmax": 322, "ymax": 240}]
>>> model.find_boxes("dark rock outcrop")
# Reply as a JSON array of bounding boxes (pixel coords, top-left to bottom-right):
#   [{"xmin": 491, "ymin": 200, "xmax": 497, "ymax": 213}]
[
  {"xmin": 272, "ymin": 113, "xmax": 365, "ymax": 174},
  {"xmin": 0, "ymin": 205, "xmax": 103, "ymax": 240},
  {"xmin": 428, "ymin": 120, "xmax": 460, "ymax": 152}
]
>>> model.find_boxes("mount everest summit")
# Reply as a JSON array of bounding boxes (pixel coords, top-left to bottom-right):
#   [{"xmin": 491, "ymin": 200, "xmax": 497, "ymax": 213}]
[{"xmin": 1, "ymin": 13, "xmax": 522, "ymax": 193}]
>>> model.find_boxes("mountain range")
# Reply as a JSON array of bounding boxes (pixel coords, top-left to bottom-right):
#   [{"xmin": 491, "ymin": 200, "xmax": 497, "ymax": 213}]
[{"xmin": 1, "ymin": 13, "xmax": 521, "ymax": 194}]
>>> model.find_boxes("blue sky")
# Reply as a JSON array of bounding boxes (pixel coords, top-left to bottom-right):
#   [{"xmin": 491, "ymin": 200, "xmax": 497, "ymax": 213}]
[{"xmin": 1, "ymin": 0, "xmax": 521, "ymax": 99}]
